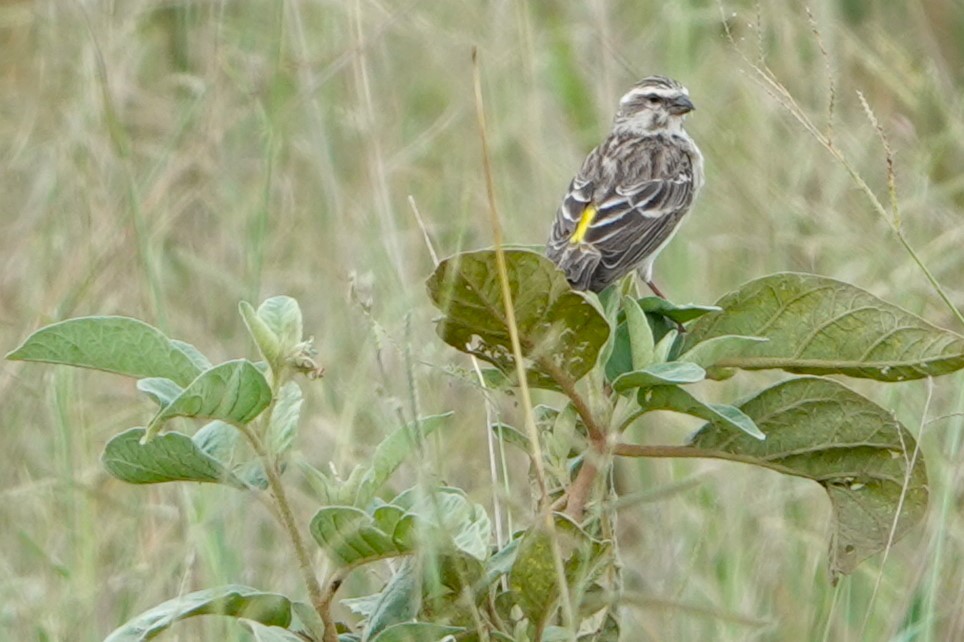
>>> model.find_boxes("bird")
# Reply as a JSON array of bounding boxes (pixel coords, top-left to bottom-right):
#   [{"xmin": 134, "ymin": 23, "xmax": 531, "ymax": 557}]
[{"xmin": 546, "ymin": 75, "xmax": 704, "ymax": 297}]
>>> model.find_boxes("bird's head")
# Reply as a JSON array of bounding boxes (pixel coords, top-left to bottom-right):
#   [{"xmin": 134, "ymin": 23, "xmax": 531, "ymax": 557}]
[{"xmin": 612, "ymin": 76, "xmax": 694, "ymax": 135}]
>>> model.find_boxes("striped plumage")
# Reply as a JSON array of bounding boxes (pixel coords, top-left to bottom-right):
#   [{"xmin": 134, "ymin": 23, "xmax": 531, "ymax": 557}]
[{"xmin": 546, "ymin": 76, "xmax": 704, "ymax": 295}]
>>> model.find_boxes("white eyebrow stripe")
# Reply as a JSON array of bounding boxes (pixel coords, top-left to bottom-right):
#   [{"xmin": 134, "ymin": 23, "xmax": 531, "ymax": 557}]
[{"xmin": 620, "ymin": 86, "xmax": 688, "ymax": 103}]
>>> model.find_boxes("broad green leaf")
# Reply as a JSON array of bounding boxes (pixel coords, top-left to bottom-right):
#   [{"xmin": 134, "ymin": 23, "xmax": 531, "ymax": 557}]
[
  {"xmin": 426, "ymin": 249, "xmax": 610, "ymax": 391},
  {"xmin": 103, "ymin": 585, "xmax": 292, "ymax": 642},
  {"xmin": 240, "ymin": 301, "xmax": 282, "ymax": 368},
  {"xmin": 683, "ymin": 272, "xmax": 964, "ymax": 381},
  {"xmin": 258, "ymin": 296, "xmax": 303, "ymax": 353},
  {"xmin": 290, "ymin": 601, "xmax": 326, "ymax": 641},
  {"xmin": 611, "ymin": 362, "xmax": 706, "ymax": 394},
  {"xmin": 171, "ymin": 339, "xmax": 212, "ymax": 371},
  {"xmin": 392, "ymin": 487, "xmax": 492, "ymax": 561},
  {"xmin": 509, "ymin": 515, "xmax": 610, "ymax": 629},
  {"xmin": 484, "ymin": 538, "xmax": 520, "ymax": 587},
  {"xmin": 677, "ymin": 335, "xmax": 767, "ymax": 370},
  {"xmin": 653, "ymin": 329, "xmax": 679, "ymax": 364},
  {"xmin": 638, "ymin": 386, "xmax": 765, "ymax": 440},
  {"xmin": 240, "ymin": 621, "xmax": 306, "ymax": 642},
  {"xmin": 370, "ymin": 623, "xmax": 465, "ymax": 642},
  {"xmin": 362, "ymin": 558, "xmax": 421, "ymax": 641},
  {"xmin": 623, "ymin": 296, "xmax": 654, "ymax": 370},
  {"xmin": 543, "ymin": 627, "xmax": 577, "ymax": 642},
  {"xmin": 309, "ymin": 505, "xmax": 414, "ymax": 567},
  {"xmin": 491, "ymin": 422, "xmax": 531, "ymax": 452},
  {"xmin": 146, "ymin": 360, "xmax": 271, "ymax": 439},
  {"xmin": 637, "ymin": 297, "xmax": 721, "ymax": 323},
  {"xmin": 688, "ymin": 376, "xmax": 928, "ymax": 583},
  {"xmin": 193, "ymin": 420, "xmax": 241, "ymax": 463},
  {"xmin": 352, "ymin": 413, "xmax": 453, "ymax": 507},
  {"xmin": 136, "ymin": 378, "xmax": 183, "ymax": 407},
  {"xmin": 102, "ymin": 428, "xmax": 244, "ymax": 487},
  {"xmin": 6, "ymin": 316, "xmax": 201, "ymax": 386},
  {"xmin": 267, "ymin": 382, "xmax": 303, "ymax": 457}
]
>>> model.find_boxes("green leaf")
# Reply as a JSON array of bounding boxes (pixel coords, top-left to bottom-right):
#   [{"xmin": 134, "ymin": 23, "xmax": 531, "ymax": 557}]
[
  {"xmin": 102, "ymin": 428, "xmax": 243, "ymax": 487},
  {"xmin": 637, "ymin": 297, "xmax": 721, "ymax": 323},
  {"xmin": 392, "ymin": 487, "xmax": 492, "ymax": 561},
  {"xmin": 146, "ymin": 359, "xmax": 271, "ymax": 439},
  {"xmin": 677, "ymin": 335, "xmax": 768, "ymax": 370},
  {"xmin": 638, "ymin": 386, "xmax": 765, "ymax": 440},
  {"xmin": 258, "ymin": 296, "xmax": 303, "ymax": 353},
  {"xmin": 267, "ymin": 381, "xmax": 303, "ymax": 457},
  {"xmin": 370, "ymin": 623, "xmax": 466, "ymax": 642},
  {"xmin": 509, "ymin": 515, "xmax": 610, "ymax": 629},
  {"xmin": 136, "ymin": 378, "xmax": 183, "ymax": 407},
  {"xmin": 362, "ymin": 558, "xmax": 421, "ymax": 640},
  {"xmin": 426, "ymin": 249, "xmax": 610, "ymax": 391},
  {"xmin": 688, "ymin": 376, "xmax": 929, "ymax": 583},
  {"xmin": 171, "ymin": 339, "xmax": 212, "ymax": 371},
  {"xmin": 351, "ymin": 414, "xmax": 453, "ymax": 507},
  {"xmin": 683, "ymin": 272, "xmax": 964, "ymax": 381},
  {"xmin": 6, "ymin": 316, "xmax": 201, "ymax": 386},
  {"xmin": 491, "ymin": 422, "xmax": 531, "ymax": 452},
  {"xmin": 309, "ymin": 505, "xmax": 414, "ymax": 567},
  {"xmin": 611, "ymin": 362, "xmax": 706, "ymax": 394},
  {"xmin": 193, "ymin": 420, "xmax": 241, "ymax": 463},
  {"xmin": 623, "ymin": 296, "xmax": 654, "ymax": 370},
  {"xmin": 103, "ymin": 585, "xmax": 292, "ymax": 642},
  {"xmin": 240, "ymin": 621, "xmax": 306, "ymax": 642},
  {"xmin": 240, "ymin": 301, "xmax": 282, "ymax": 369}
]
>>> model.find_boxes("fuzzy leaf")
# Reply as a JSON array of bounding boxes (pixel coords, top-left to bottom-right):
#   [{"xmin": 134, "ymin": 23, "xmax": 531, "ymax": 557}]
[
  {"xmin": 683, "ymin": 272, "xmax": 964, "ymax": 381},
  {"xmin": 241, "ymin": 621, "xmax": 306, "ymax": 642},
  {"xmin": 267, "ymin": 382, "xmax": 303, "ymax": 457},
  {"xmin": 638, "ymin": 385, "xmax": 765, "ymax": 440},
  {"xmin": 103, "ymin": 585, "xmax": 291, "ymax": 642},
  {"xmin": 611, "ymin": 362, "xmax": 706, "ymax": 394},
  {"xmin": 623, "ymin": 296, "xmax": 654, "ymax": 370},
  {"xmin": 6, "ymin": 316, "xmax": 201, "ymax": 387},
  {"xmin": 637, "ymin": 297, "xmax": 721, "ymax": 323},
  {"xmin": 257, "ymin": 296, "xmax": 303, "ymax": 352},
  {"xmin": 309, "ymin": 505, "xmax": 414, "ymax": 567},
  {"xmin": 136, "ymin": 378, "xmax": 183, "ymax": 407},
  {"xmin": 146, "ymin": 359, "xmax": 271, "ymax": 439},
  {"xmin": 351, "ymin": 413, "xmax": 453, "ymax": 507},
  {"xmin": 370, "ymin": 623, "xmax": 466, "ymax": 642},
  {"xmin": 240, "ymin": 301, "xmax": 282, "ymax": 368},
  {"xmin": 677, "ymin": 335, "xmax": 768, "ymax": 370},
  {"xmin": 509, "ymin": 515, "xmax": 610, "ymax": 629},
  {"xmin": 102, "ymin": 427, "xmax": 244, "ymax": 487},
  {"xmin": 426, "ymin": 249, "xmax": 610, "ymax": 391},
  {"xmin": 689, "ymin": 376, "xmax": 928, "ymax": 583}
]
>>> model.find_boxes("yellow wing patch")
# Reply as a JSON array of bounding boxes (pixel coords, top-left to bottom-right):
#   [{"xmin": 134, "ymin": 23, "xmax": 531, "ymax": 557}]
[{"xmin": 569, "ymin": 204, "xmax": 598, "ymax": 244}]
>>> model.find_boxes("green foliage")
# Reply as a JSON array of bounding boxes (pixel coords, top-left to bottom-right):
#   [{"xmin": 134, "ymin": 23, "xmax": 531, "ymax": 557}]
[
  {"xmin": 426, "ymin": 249, "xmax": 610, "ymax": 390},
  {"xmin": 683, "ymin": 272, "xmax": 964, "ymax": 380},
  {"xmin": 688, "ymin": 376, "xmax": 928, "ymax": 583},
  {"xmin": 6, "ymin": 316, "xmax": 203, "ymax": 386},
  {"xmin": 103, "ymin": 585, "xmax": 293, "ymax": 642},
  {"xmin": 7, "ymin": 248, "xmax": 962, "ymax": 641}
]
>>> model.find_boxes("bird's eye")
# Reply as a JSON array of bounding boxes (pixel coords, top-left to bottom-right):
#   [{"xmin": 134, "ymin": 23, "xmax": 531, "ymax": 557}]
[{"xmin": 645, "ymin": 94, "xmax": 660, "ymax": 104}]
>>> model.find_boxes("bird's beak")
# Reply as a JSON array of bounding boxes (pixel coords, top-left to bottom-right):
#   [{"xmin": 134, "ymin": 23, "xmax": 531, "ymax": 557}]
[{"xmin": 668, "ymin": 95, "xmax": 695, "ymax": 115}]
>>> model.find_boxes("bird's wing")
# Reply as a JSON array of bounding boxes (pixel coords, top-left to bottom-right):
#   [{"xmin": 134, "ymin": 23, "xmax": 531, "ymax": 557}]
[{"xmin": 547, "ymin": 135, "xmax": 699, "ymax": 290}]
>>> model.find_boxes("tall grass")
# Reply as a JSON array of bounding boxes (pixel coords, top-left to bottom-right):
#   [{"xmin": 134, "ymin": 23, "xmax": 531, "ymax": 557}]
[{"xmin": 1, "ymin": 0, "xmax": 962, "ymax": 639}]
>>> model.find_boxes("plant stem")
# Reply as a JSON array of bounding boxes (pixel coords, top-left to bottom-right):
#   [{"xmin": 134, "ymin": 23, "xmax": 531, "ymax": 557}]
[{"xmin": 235, "ymin": 422, "xmax": 328, "ymax": 634}]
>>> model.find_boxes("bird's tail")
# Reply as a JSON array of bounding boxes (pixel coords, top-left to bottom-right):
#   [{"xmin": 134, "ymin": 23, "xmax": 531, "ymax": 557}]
[{"xmin": 546, "ymin": 241, "xmax": 601, "ymax": 292}]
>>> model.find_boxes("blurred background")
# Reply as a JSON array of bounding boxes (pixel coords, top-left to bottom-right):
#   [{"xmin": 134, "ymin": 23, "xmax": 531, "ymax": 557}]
[{"xmin": 1, "ymin": 0, "xmax": 962, "ymax": 639}]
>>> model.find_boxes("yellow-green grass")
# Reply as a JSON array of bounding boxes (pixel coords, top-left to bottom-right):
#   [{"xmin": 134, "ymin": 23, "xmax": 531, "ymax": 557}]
[{"xmin": 1, "ymin": 0, "xmax": 963, "ymax": 639}]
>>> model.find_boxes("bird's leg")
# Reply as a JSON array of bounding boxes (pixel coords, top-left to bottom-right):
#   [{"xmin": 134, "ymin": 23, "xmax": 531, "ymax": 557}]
[{"xmin": 645, "ymin": 279, "xmax": 667, "ymax": 299}]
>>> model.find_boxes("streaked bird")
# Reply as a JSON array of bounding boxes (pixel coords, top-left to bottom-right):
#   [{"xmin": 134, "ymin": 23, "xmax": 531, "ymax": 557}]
[{"xmin": 546, "ymin": 75, "xmax": 704, "ymax": 296}]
